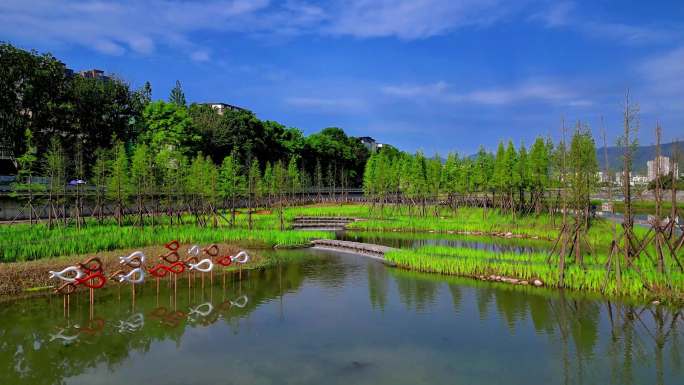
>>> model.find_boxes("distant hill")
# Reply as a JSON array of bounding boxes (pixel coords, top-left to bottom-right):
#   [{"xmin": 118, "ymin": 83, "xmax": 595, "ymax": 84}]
[
  {"xmin": 598, "ymin": 142, "xmax": 683, "ymax": 174},
  {"xmin": 465, "ymin": 142, "xmax": 683, "ymax": 174}
]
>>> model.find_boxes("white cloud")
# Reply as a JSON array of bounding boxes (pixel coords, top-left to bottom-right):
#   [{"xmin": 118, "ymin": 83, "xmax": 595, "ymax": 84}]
[
  {"xmin": 325, "ymin": 0, "xmax": 520, "ymax": 39},
  {"xmin": 530, "ymin": 1, "xmax": 574, "ymax": 27},
  {"xmin": 531, "ymin": 1, "xmax": 678, "ymax": 45},
  {"xmin": 637, "ymin": 45, "xmax": 684, "ymax": 115},
  {"xmin": 285, "ymin": 96, "xmax": 366, "ymax": 111},
  {"xmin": 1, "ymin": 0, "xmax": 679, "ymax": 60},
  {"xmin": 0, "ymin": 0, "xmax": 530, "ymax": 57},
  {"xmin": 381, "ymin": 81, "xmax": 449, "ymax": 97},
  {"xmin": 640, "ymin": 45, "xmax": 684, "ymax": 92},
  {"xmin": 382, "ymin": 80, "xmax": 592, "ymax": 107},
  {"xmin": 581, "ymin": 22, "xmax": 675, "ymax": 45},
  {"xmin": 190, "ymin": 50, "xmax": 211, "ymax": 62},
  {"xmin": 0, "ymin": 0, "xmax": 271, "ymax": 57}
]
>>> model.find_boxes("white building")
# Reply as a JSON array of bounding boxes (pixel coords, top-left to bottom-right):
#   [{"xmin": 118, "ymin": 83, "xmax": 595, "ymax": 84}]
[
  {"xmin": 358, "ymin": 137, "xmax": 379, "ymax": 152},
  {"xmin": 202, "ymin": 102, "xmax": 246, "ymax": 115},
  {"xmin": 647, "ymin": 156, "xmax": 679, "ymax": 181},
  {"xmin": 596, "ymin": 171, "xmax": 610, "ymax": 183},
  {"xmin": 614, "ymin": 172, "xmax": 649, "ymax": 186},
  {"xmin": 631, "ymin": 175, "xmax": 649, "ymax": 185}
]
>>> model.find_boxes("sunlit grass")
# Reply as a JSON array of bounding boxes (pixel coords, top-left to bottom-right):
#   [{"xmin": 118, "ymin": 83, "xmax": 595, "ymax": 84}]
[
  {"xmin": 386, "ymin": 245, "xmax": 683, "ymax": 299},
  {"xmin": 0, "ymin": 224, "xmax": 331, "ymax": 262}
]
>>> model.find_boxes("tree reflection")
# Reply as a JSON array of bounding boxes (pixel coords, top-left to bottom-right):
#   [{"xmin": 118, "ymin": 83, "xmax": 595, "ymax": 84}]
[
  {"xmin": 386, "ymin": 268, "xmax": 683, "ymax": 385},
  {"xmin": 367, "ymin": 262, "xmax": 388, "ymax": 311}
]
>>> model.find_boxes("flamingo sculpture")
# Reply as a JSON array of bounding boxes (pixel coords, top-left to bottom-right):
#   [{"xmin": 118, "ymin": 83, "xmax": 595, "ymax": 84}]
[
  {"xmin": 114, "ymin": 267, "xmax": 146, "ymax": 284},
  {"xmin": 216, "ymin": 251, "xmax": 251, "ymax": 266},
  {"xmin": 48, "ymin": 266, "xmax": 85, "ymax": 283},
  {"xmin": 188, "ymin": 258, "xmax": 214, "ymax": 273},
  {"xmin": 119, "ymin": 251, "xmax": 146, "ymax": 268},
  {"xmin": 51, "ymin": 257, "xmax": 107, "ymax": 294},
  {"xmin": 48, "ymin": 241, "xmax": 251, "ymax": 293}
]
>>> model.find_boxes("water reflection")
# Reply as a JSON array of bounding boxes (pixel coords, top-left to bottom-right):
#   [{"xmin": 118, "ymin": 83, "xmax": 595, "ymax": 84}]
[
  {"xmin": 338, "ymin": 230, "xmax": 549, "ymax": 253},
  {"xmin": 0, "ymin": 250, "xmax": 681, "ymax": 385},
  {"xmin": 386, "ymin": 268, "xmax": 683, "ymax": 385}
]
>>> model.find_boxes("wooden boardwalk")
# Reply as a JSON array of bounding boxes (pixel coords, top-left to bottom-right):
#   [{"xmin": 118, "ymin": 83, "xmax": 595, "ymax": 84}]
[{"xmin": 311, "ymin": 239, "xmax": 396, "ymax": 265}]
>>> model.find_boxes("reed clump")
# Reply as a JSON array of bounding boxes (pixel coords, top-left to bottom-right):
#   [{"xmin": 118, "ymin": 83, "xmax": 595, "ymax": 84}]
[
  {"xmin": 385, "ymin": 245, "xmax": 683, "ymax": 299},
  {"xmin": 0, "ymin": 224, "xmax": 331, "ymax": 262}
]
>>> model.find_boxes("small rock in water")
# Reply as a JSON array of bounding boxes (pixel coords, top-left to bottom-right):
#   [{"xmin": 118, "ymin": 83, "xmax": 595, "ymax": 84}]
[
  {"xmin": 339, "ymin": 361, "xmax": 371, "ymax": 374},
  {"xmin": 652, "ymin": 300, "xmax": 661, "ymax": 305},
  {"xmin": 533, "ymin": 279, "xmax": 543, "ymax": 287},
  {"xmin": 505, "ymin": 232, "xmax": 513, "ymax": 238}
]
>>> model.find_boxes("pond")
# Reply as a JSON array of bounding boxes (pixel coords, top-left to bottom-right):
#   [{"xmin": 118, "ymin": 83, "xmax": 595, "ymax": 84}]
[
  {"xmin": 1, "ymin": 249, "xmax": 682, "ymax": 385},
  {"xmin": 336, "ymin": 230, "xmax": 549, "ymax": 253}
]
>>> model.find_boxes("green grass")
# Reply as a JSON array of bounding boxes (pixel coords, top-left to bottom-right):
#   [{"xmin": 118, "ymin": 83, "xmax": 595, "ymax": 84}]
[
  {"xmin": 342, "ymin": 230, "xmax": 554, "ymax": 251},
  {"xmin": 386, "ymin": 245, "xmax": 684, "ymax": 299},
  {"xmin": 287, "ymin": 203, "xmax": 655, "ymax": 252},
  {"xmin": 0, "ymin": 224, "xmax": 331, "ymax": 262},
  {"xmin": 612, "ymin": 200, "xmax": 684, "ymax": 215},
  {"xmin": 3, "ymin": 203, "xmax": 678, "ymax": 303}
]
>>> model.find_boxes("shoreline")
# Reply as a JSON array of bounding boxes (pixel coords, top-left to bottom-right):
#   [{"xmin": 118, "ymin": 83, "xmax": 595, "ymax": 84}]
[{"xmin": 0, "ymin": 243, "xmax": 251, "ymax": 297}]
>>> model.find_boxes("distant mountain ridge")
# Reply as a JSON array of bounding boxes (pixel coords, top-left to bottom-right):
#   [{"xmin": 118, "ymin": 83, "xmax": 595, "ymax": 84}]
[{"xmin": 597, "ymin": 142, "xmax": 682, "ymax": 174}]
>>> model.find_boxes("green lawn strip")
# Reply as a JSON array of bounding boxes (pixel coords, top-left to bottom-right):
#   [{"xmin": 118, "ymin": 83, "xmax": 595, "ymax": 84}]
[
  {"xmin": 0, "ymin": 225, "xmax": 332, "ymax": 262},
  {"xmin": 385, "ymin": 246, "xmax": 683, "ymax": 299}
]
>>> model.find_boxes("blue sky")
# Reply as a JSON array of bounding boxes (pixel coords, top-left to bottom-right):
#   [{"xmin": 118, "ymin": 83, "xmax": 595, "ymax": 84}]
[{"xmin": 2, "ymin": 0, "xmax": 683, "ymax": 155}]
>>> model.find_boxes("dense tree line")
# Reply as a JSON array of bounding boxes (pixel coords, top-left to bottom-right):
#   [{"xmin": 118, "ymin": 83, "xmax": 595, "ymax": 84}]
[
  {"xmin": 1, "ymin": 42, "xmax": 368, "ymax": 181},
  {"xmin": 363, "ymin": 127, "xmax": 598, "ymax": 221},
  {"xmin": 1, "ymin": 43, "xmax": 370, "ymax": 223}
]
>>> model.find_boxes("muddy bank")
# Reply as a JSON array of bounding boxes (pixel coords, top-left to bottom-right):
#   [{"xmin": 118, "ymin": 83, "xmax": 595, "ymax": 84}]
[{"xmin": 0, "ymin": 243, "xmax": 247, "ymax": 297}]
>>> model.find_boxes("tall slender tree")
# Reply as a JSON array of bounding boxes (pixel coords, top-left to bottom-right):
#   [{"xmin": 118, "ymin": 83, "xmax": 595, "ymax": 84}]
[
  {"xmin": 169, "ymin": 80, "xmax": 186, "ymax": 107},
  {"xmin": 219, "ymin": 152, "xmax": 245, "ymax": 227},
  {"xmin": 107, "ymin": 141, "xmax": 130, "ymax": 226}
]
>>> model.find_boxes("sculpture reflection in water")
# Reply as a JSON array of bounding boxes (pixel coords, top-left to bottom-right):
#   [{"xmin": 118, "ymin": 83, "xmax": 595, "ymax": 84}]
[{"xmin": 5, "ymin": 254, "xmax": 681, "ymax": 385}]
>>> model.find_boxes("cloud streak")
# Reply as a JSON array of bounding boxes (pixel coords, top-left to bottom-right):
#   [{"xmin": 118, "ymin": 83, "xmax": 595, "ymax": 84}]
[
  {"xmin": 1, "ymin": 0, "xmax": 678, "ymax": 60},
  {"xmin": 323, "ymin": 0, "xmax": 521, "ymax": 39},
  {"xmin": 0, "ymin": 0, "xmax": 270, "ymax": 56},
  {"xmin": 285, "ymin": 96, "xmax": 366, "ymax": 111},
  {"xmin": 381, "ymin": 80, "xmax": 592, "ymax": 107},
  {"xmin": 533, "ymin": 1, "xmax": 679, "ymax": 45}
]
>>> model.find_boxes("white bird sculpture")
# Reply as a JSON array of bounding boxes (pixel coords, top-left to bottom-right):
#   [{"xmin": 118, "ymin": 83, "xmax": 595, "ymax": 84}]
[
  {"xmin": 116, "ymin": 268, "xmax": 145, "ymax": 284},
  {"xmin": 231, "ymin": 251, "xmax": 250, "ymax": 264},
  {"xmin": 188, "ymin": 258, "xmax": 214, "ymax": 273},
  {"xmin": 188, "ymin": 245, "xmax": 201, "ymax": 256},
  {"xmin": 48, "ymin": 266, "xmax": 85, "ymax": 283},
  {"xmin": 119, "ymin": 251, "xmax": 145, "ymax": 266}
]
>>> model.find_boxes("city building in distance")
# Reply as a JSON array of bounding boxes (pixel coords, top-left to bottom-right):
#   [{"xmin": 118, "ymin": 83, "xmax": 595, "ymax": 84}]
[
  {"xmin": 201, "ymin": 102, "xmax": 246, "ymax": 115},
  {"xmin": 358, "ymin": 136, "xmax": 382, "ymax": 152},
  {"xmin": 78, "ymin": 69, "xmax": 110, "ymax": 81},
  {"xmin": 647, "ymin": 156, "xmax": 679, "ymax": 181}
]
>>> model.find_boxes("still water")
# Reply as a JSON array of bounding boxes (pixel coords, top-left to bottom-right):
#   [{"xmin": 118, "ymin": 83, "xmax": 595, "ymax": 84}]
[
  {"xmin": 1, "ymin": 249, "xmax": 682, "ymax": 385},
  {"xmin": 337, "ymin": 230, "xmax": 549, "ymax": 253}
]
